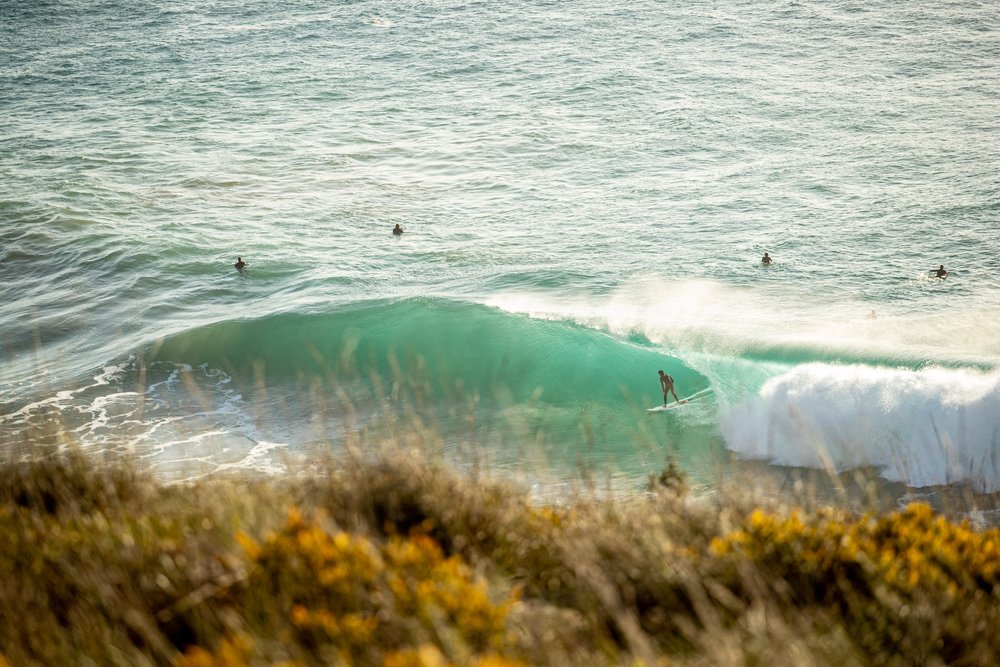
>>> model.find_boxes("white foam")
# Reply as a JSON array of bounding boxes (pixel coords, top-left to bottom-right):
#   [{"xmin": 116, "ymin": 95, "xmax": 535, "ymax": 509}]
[
  {"xmin": 719, "ymin": 364, "xmax": 1000, "ymax": 491},
  {"xmin": 0, "ymin": 361, "xmax": 290, "ymax": 480},
  {"xmin": 484, "ymin": 277, "xmax": 1000, "ymax": 363}
]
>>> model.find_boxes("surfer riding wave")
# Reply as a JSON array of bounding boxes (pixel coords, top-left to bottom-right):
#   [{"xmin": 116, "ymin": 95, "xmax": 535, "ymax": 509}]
[{"xmin": 659, "ymin": 370, "xmax": 681, "ymax": 406}]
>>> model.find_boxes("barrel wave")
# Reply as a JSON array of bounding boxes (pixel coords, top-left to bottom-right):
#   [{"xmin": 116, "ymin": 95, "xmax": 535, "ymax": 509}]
[
  {"xmin": 129, "ymin": 298, "xmax": 713, "ymax": 478},
  {"xmin": 146, "ymin": 297, "xmax": 709, "ymax": 410}
]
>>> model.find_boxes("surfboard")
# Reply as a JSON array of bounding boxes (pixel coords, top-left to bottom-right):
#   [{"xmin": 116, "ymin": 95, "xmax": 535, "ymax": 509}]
[
  {"xmin": 646, "ymin": 388, "xmax": 712, "ymax": 412},
  {"xmin": 647, "ymin": 400, "xmax": 688, "ymax": 412}
]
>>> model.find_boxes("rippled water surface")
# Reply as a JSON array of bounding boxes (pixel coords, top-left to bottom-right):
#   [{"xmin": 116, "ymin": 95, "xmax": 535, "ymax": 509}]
[{"xmin": 3, "ymin": 0, "xmax": 999, "ymax": 493}]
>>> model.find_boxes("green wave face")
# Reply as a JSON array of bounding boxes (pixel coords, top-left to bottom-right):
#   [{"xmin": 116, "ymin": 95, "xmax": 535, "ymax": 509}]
[
  {"xmin": 144, "ymin": 298, "xmax": 717, "ymax": 474},
  {"xmin": 147, "ymin": 298, "xmax": 709, "ymax": 409}
]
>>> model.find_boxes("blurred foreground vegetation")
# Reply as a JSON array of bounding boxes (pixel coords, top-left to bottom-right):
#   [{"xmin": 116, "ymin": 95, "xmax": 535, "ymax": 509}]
[{"xmin": 1, "ymin": 449, "xmax": 999, "ymax": 666}]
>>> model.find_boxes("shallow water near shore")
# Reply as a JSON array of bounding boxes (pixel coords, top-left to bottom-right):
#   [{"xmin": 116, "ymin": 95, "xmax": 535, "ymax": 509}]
[{"xmin": 3, "ymin": 0, "xmax": 999, "ymax": 501}]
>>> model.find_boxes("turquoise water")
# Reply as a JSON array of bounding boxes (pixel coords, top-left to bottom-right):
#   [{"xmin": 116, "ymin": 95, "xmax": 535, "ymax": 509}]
[{"xmin": 3, "ymin": 0, "xmax": 999, "ymax": 491}]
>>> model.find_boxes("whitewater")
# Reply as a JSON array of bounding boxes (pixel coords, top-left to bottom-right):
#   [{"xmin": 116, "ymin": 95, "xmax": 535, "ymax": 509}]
[{"xmin": 2, "ymin": 0, "xmax": 999, "ymax": 496}]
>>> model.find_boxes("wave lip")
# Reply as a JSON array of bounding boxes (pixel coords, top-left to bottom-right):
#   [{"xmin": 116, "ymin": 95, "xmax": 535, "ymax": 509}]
[{"xmin": 720, "ymin": 364, "xmax": 1000, "ymax": 491}]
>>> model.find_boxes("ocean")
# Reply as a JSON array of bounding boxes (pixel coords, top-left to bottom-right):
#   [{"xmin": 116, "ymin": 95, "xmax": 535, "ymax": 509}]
[{"xmin": 3, "ymin": 0, "xmax": 999, "ymax": 497}]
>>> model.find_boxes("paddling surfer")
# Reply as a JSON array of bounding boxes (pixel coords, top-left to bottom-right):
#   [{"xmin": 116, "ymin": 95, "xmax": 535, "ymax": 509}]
[
  {"xmin": 234, "ymin": 256, "xmax": 246, "ymax": 271},
  {"xmin": 659, "ymin": 370, "xmax": 681, "ymax": 406}
]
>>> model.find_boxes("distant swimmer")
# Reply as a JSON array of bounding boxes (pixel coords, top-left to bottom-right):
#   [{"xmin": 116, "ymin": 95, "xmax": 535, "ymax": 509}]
[
  {"xmin": 935, "ymin": 264, "xmax": 948, "ymax": 278},
  {"xmin": 658, "ymin": 370, "xmax": 680, "ymax": 406},
  {"xmin": 393, "ymin": 224, "xmax": 404, "ymax": 236},
  {"xmin": 234, "ymin": 256, "xmax": 246, "ymax": 271},
  {"xmin": 761, "ymin": 252, "xmax": 772, "ymax": 265},
  {"xmin": 866, "ymin": 309, "xmax": 877, "ymax": 320}
]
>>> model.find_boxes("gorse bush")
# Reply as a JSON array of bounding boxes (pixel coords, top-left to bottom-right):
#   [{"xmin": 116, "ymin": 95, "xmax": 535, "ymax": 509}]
[
  {"xmin": 709, "ymin": 503, "xmax": 1000, "ymax": 663},
  {"xmin": 712, "ymin": 503, "xmax": 1000, "ymax": 596},
  {"xmin": 1, "ymin": 451, "xmax": 999, "ymax": 666},
  {"xmin": 225, "ymin": 508, "xmax": 517, "ymax": 664}
]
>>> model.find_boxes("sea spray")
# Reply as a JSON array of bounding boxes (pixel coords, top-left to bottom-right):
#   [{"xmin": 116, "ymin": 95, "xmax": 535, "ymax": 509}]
[{"xmin": 720, "ymin": 364, "xmax": 1000, "ymax": 491}]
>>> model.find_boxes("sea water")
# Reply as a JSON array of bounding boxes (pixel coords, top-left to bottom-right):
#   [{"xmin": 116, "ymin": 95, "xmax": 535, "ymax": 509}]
[{"xmin": 2, "ymin": 0, "xmax": 999, "ymax": 495}]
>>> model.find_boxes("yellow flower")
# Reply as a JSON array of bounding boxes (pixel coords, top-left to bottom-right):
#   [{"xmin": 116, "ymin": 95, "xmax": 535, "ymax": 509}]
[
  {"xmin": 234, "ymin": 531, "xmax": 260, "ymax": 560},
  {"xmin": 175, "ymin": 635, "xmax": 253, "ymax": 667},
  {"xmin": 383, "ymin": 644, "xmax": 447, "ymax": 667},
  {"xmin": 291, "ymin": 604, "xmax": 310, "ymax": 626}
]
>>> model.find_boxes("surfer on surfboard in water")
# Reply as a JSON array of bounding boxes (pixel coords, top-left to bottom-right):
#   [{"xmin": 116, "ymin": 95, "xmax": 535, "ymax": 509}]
[{"xmin": 659, "ymin": 370, "xmax": 681, "ymax": 406}]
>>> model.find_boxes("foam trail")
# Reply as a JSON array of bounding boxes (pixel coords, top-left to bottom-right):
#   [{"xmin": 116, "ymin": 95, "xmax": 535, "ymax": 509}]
[{"xmin": 720, "ymin": 364, "xmax": 1000, "ymax": 491}]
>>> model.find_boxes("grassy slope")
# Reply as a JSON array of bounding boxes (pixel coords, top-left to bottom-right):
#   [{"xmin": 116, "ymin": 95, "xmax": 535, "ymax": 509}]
[{"xmin": 1, "ymin": 449, "xmax": 999, "ymax": 667}]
